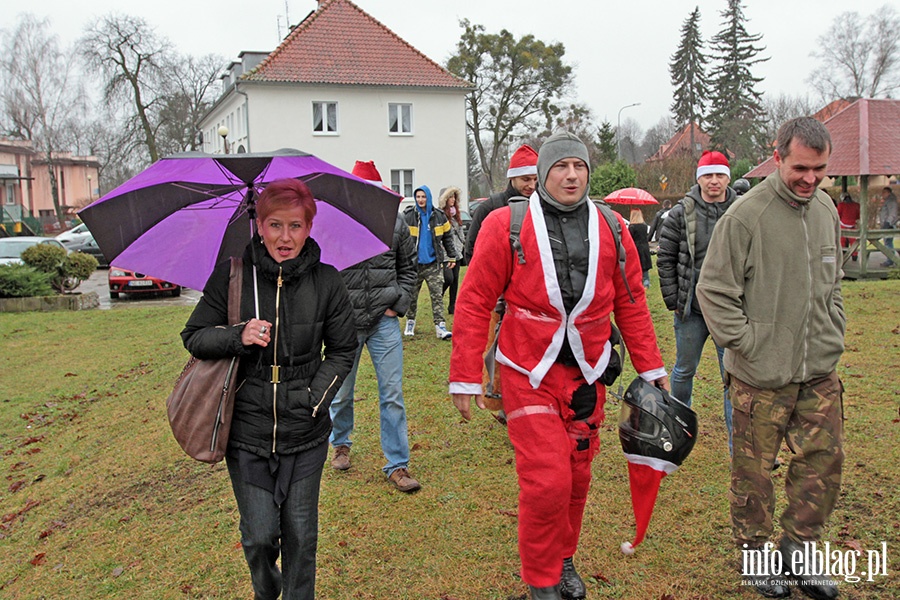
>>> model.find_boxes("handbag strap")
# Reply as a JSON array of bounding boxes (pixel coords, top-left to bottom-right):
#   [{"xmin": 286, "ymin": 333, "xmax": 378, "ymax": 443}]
[{"xmin": 227, "ymin": 257, "xmax": 243, "ymax": 326}]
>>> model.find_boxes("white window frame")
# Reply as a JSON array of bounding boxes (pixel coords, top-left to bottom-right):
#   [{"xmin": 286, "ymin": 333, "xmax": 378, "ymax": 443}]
[
  {"xmin": 391, "ymin": 169, "xmax": 414, "ymax": 198},
  {"xmin": 388, "ymin": 103, "xmax": 413, "ymax": 135},
  {"xmin": 312, "ymin": 101, "xmax": 339, "ymax": 135}
]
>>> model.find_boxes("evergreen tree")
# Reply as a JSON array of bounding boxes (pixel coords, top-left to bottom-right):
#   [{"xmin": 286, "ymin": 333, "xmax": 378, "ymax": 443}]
[
  {"xmin": 669, "ymin": 6, "xmax": 710, "ymax": 150},
  {"xmin": 597, "ymin": 121, "xmax": 617, "ymax": 164},
  {"xmin": 707, "ymin": 0, "xmax": 768, "ymax": 160}
]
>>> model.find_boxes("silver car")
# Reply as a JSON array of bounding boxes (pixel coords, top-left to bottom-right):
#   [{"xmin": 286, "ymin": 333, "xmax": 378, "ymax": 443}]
[{"xmin": 0, "ymin": 237, "xmax": 68, "ymax": 265}]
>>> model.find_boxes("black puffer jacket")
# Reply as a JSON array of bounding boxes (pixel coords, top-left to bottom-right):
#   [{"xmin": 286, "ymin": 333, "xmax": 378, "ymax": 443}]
[
  {"xmin": 464, "ymin": 182, "xmax": 522, "ymax": 263},
  {"xmin": 181, "ymin": 237, "xmax": 357, "ymax": 456},
  {"xmin": 657, "ymin": 186, "xmax": 736, "ymax": 316},
  {"xmin": 341, "ymin": 215, "xmax": 417, "ymax": 332}
]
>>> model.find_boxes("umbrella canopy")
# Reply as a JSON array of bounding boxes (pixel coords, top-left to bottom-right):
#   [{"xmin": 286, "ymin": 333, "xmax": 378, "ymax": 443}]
[
  {"xmin": 604, "ymin": 188, "xmax": 659, "ymax": 205},
  {"xmin": 79, "ymin": 149, "xmax": 401, "ymax": 291}
]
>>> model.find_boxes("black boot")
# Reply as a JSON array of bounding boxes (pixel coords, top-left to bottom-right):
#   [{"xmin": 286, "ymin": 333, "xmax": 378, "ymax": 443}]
[
  {"xmin": 529, "ymin": 585, "xmax": 562, "ymax": 600},
  {"xmin": 559, "ymin": 557, "xmax": 586, "ymax": 600},
  {"xmin": 779, "ymin": 537, "xmax": 839, "ymax": 600}
]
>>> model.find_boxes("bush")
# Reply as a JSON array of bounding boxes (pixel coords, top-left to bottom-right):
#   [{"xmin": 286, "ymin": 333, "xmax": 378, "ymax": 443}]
[
  {"xmin": 67, "ymin": 251, "xmax": 99, "ymax": 280},
  {"xmin": 589, "ymin": 160, "xmax": 637, "ymax": 198},
  {"xmin": 0, "ymin": 264, "xmax": 54, "ymax": 298},
  {"xmin": 21, "ymin": 243, "xmax": 98, "ymax": 293},
  {"xmin": 21, "ymin": 243, "xmax": 67, "ymax": 273}
]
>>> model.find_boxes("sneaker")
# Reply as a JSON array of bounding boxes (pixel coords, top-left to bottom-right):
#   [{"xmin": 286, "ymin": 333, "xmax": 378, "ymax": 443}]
[
  {"xmin": 388, "ymin": 468, "xmax": 421, "ymax": 493},
  {"xmin": 559, "ymin": 557, "xmax": 586, "ymax": 599},
  {"xmin": 881, "ymin": 260, "xmax": 895, "ymax": 268},
  {"xmin": 331, "ymin": 445, "xmax": 350, "ymax": 471},
  {"xmin": 404, "ymin": 319, "xmax": 415, "ymax": 336},
  {"xmin": 436, "ymin": 321, "xmax": 452, "ymax": 340}
]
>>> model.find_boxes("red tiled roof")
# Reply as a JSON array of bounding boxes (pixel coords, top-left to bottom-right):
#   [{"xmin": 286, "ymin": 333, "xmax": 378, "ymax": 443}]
[
  {"xmin": 746, "ymin": 99, "xmax": 900, "ymax": 178},
  {"xmin": 647, "ymin": 122, "xmax": 711, "ymax": 162},
  {"xmin": 245, "ymin": 0, "xmax": 471, "ymax": 89}
]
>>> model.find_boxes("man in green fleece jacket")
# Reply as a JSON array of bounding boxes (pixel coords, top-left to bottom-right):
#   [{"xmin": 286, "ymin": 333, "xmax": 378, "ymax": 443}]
[{"xmin": 697, "ymin": 117, "xmax": 845, "ymax": 600}]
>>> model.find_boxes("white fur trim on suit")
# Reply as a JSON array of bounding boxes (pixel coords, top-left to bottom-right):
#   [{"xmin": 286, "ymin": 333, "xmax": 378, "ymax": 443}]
[{"xmin": 495, "ymin": 193, "xmax": 612, "ymax": 389}]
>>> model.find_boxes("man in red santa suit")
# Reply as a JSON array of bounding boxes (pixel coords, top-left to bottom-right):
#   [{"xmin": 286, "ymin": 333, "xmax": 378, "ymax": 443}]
[{"xmin": 449, "ymin": 131, "xmax": 669, "ymax": 600}]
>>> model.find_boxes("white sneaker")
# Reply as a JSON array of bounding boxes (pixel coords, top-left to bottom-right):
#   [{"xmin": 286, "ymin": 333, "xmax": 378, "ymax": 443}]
[
  {"xmin": 404, "ymin": 319, "xmax": 415, "ymax": 336},
  {"xmin": 435, "ymin": 321, "xmax": 452, "ymax": 340}
]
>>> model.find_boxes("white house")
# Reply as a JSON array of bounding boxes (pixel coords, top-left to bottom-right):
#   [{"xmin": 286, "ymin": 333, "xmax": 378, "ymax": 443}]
[{"xmin": 199, "ymin": 0, "xmax": 473, "ymax": 207}]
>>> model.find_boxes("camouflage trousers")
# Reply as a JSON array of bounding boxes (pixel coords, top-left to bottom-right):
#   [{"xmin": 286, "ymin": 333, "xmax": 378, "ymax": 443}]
[
  {"xmin": 408, "ymin": 261, "xmax": 445, "ymax": 325},
  {"xmin": 729, "ymin": 371, "xmax": 844, "ymax": 547}
]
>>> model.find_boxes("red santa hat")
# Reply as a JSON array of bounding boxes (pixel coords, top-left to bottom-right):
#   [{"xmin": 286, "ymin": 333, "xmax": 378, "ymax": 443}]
[
  {"xmin": 507, "ymin": 144, "xmax": 538, "ymax": 178},
  {"xmin": 696, "ymin": 150, "xmax": 731, "ymax": 180},
  {"xmin": 620, "ymin": 454, "xmax": 679, "ymax": 555},
  {"xmin": 351, "ymin": 160, "xmax": 383, "ymax": 184}
]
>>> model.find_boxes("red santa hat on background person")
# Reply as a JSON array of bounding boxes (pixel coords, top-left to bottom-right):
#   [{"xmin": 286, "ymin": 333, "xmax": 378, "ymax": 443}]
[
  {"xmin": 695, "ymin": 150, "xmax": 731, "ymax": 180},
  {"xmin": 506, "ymin": 144, "xmax": 538, "ymax": 178},
  {"xmin": 616, "ymin": 378, "xmax": 698, "ymax": 555},
  {"xmin": 352, "ymin": 160, "xmax": 383, "ymax": 185}
]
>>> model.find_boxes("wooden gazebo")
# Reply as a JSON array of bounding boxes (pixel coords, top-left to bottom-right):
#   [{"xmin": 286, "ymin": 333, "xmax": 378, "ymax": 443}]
[{"xmin": 746, "ymin": 98, "xmax": 900, "ymax": 278}]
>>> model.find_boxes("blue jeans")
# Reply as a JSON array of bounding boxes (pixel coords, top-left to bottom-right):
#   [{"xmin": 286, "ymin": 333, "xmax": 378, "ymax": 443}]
[
  {"xmin": 226, "ymin": 455, "xmax": 322, "ymax": 600},
  {"xmin": 329, "ymin": 315, "xmax": 410, "ymax": 476},
  {"xmin": 671, "ymin": 310, "xmax": 732, "ymax": 451}
]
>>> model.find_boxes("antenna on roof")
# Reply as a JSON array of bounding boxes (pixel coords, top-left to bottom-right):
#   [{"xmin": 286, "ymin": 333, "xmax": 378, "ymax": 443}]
[{"xmin": 276, "ymin": 15, "xmax": 283, "ymax": 41}]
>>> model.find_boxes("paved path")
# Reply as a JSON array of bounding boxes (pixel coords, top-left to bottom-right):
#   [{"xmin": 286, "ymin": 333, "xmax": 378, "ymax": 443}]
[{"xmin": 80, "ymin": 269, "xmax": 202, "ymax": 310}]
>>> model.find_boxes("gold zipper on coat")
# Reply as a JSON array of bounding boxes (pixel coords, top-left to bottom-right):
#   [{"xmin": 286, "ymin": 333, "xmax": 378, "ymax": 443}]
[
  {"xmin": 311, "ymin": 376, "xmax": 339, "ymax": 418},
  {"xmin": 271, "ymin": 267, "xmax": 283, "ymax": 453}
]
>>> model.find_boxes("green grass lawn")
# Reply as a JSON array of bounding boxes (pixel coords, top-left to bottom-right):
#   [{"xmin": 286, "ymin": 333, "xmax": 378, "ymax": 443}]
[{"xmin": 0, "ymin": 271, "xmax": 897, "ymax": 599}]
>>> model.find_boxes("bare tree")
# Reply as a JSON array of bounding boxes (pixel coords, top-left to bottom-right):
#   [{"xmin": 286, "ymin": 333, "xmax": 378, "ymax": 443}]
[
  {"xmin": 157, "ymin": 53, "xmax": 225, "ymax": 155},
  {"xmin": 616, "ymin": 118, "xmax": 645, "ymax": 164},
  {"xmin": 761, "ymin": 93, "xmax": 816, "ymax": 149},
  {"xmin": 641, "ymin": 116, "xmax": 677, "ymax": 160},
  {"xmin": 0, "ymin": 14, "xmax": 85, "ymax": 227},
  {"xmin": 81, "ymin": 14, "xmax": 171, "ymax": 163},
  {"xmin": 809, "ymin": 5, "xmax": 900, "ymax": 100}
]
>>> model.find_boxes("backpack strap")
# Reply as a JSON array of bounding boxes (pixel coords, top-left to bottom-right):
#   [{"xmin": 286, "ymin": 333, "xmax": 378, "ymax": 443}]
[
  {"xmin": 508, "ymin": 196, "xmax": 530, "ymax": 265},
  {"xmin": 594, "ymin": 201, "xmax": 636, "ymax": 304},
  {"xmin": 507, "ymin": 196, "xmax": 635, "ymax": 303}
]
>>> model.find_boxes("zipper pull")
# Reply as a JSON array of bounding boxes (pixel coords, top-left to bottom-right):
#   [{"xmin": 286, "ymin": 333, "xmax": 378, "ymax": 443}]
[{"xmin": 277, "ymin": 267, "xmax": 283, "ymax": 289}]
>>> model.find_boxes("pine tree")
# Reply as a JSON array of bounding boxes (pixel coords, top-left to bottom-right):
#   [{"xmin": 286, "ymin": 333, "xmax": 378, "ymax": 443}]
[
  {"xmin": 669, "ymin": 6, "xmax": 710, "ymax": 156},
  {"xmin": 597, "ymin": 121, "xmax": 617, "ymax": 164},
  {"xmin": 707, "ymin": 0, "xmax": 768, "ymax": 160}
]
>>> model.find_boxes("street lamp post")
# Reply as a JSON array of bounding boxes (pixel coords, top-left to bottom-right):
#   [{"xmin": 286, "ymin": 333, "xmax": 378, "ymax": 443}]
[
  {"xmin": 218, "ymin": 125, "xmax": 230, "ymax": 154},
  {"xmin": 617, "ymin": 102, "xmax": 641, "ymax": 160}
]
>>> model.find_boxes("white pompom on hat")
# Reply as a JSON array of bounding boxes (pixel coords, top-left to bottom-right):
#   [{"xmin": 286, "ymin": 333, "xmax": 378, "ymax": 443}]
[
  {"xmin": 696, "ymin": 150, "xmax": 731, "ymax": 180},
  {"xmin": 507, "ymin": 144, "xmax": 538, "ymax": 178}
]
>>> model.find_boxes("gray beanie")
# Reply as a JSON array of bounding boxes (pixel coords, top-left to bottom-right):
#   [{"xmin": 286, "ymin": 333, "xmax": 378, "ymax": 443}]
[{"xmin": 537, "ymin": 131, "xmax": 591, "ymax": 210}]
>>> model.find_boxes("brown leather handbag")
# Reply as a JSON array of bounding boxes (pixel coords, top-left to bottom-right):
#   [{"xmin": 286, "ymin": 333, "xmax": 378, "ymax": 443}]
[{"xmin": 166, "ymin": 258, "xmax": 243, "ymax": 463}]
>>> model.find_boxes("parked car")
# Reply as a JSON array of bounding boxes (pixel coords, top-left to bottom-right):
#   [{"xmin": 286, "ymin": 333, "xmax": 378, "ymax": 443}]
[
  {"xmin": 108, "ymin": 267, "xmax": 181, "ymax": 299},
  {"xmin": 55, "ymin": 223, "xmax": 92, "ymax": 247},
  {"xmin": 67, "ymin": 235, "xmax": 109, "ymax": 268},
  {"xmin": 467, "ymin": 197, "xmax": 487, "ymax": 216},
  {"xmin": 0, "ymin": 237, "xmax": 68, "ymax": 265}
]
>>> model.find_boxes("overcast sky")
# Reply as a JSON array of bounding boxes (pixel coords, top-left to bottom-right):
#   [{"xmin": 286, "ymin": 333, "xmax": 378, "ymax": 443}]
[{"xmin": 14, "ymin": 0, "xmax": 892, "ymax": 132}]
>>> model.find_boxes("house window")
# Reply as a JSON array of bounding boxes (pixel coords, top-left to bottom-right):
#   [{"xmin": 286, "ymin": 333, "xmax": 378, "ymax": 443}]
[
  {"xmin": 5, "ymin": 184, "xmax": 14, "ymax": 205},
  {"xmin": 313, "ymin": 101, "xmax": 338, "ymax": 134},
  {"xmin": 388, "ymin": 103, "xmax": 412, "ymax": 134},
  {"xmin": 391, "ymin": 169, "xmax": 414, "ymax": 198}
]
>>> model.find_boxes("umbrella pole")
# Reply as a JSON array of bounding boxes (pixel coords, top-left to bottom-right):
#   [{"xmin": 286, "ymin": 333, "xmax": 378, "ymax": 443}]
[{"xmin": 245, "ymin": 189, "xmax": 261, "ymax": 319}]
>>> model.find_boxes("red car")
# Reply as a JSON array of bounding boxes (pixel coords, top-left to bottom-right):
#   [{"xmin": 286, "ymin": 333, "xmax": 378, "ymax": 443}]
[{"xmin": 108, "ymin": 267, "xmax": 181, "ymax": 299}]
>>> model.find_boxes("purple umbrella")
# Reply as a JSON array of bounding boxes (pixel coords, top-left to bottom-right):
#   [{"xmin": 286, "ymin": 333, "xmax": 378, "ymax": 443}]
[{"xmin": 79, "ymin": 149, "xmax": 400, "ymax": 291}]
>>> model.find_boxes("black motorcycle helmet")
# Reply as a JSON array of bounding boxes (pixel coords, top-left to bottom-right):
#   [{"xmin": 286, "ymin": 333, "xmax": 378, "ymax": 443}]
[
  {"xmin": 732, "ymin": 178, "xmax": 751, "ymax": 195},
  {"xmin": 618, "ymin": 377, "xmax": 698, "ymax": 466}
]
